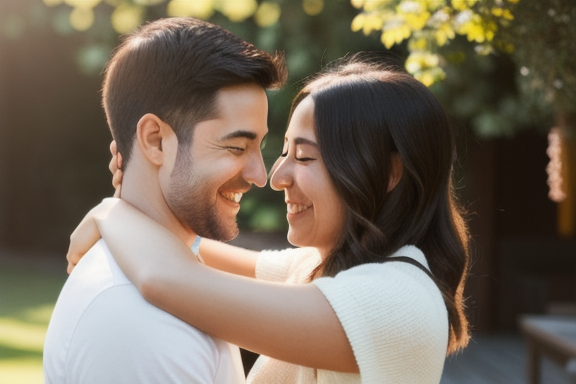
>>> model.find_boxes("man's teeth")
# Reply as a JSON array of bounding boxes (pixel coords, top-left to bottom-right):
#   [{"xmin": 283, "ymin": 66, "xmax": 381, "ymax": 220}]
[
  {"xmin": 287, "ymin": 203, "xmax": 310, "ymax": 214},
  {"xmin": 222, "ymin": 192, "xmax": 242, "ymax": 203}
]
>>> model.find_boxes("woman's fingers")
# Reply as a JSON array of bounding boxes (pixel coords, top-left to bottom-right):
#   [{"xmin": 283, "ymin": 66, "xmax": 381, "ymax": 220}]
[{"xmin": 108, "ymin": 141, "xmax": 123, "ymax": 196}]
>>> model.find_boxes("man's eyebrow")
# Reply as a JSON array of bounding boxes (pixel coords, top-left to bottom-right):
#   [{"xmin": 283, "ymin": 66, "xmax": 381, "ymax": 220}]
[
  {"xmin": 219, "ymin": 130, "xmax": 258, "ymax": 141},
  {"xmin": 294, "ymin": 137, "xmax": 318, "ymax": 147}
]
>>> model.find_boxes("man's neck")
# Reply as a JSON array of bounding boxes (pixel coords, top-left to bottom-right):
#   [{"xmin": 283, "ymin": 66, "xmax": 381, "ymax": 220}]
[{"xmin": 121, "ymin": 174, "xmax": 196, "ymax": 248}]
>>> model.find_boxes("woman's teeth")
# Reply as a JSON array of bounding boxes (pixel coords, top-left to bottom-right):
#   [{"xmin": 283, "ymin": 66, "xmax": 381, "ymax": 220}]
[
  {"xmin": 222, "ymin": 192, "xmax": 242, "ymax": 203},
  {"xmin": 287, "ymin": 203, "xmax": 310, "ymax": 214}
]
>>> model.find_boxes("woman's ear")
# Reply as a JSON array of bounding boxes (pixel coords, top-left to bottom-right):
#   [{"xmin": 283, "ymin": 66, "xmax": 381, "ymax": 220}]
[
  {"xmin": 387, "ymin": 152, "xmax": 403, "ymax": 192},
  {"xmin": 135, "ymin": 113, "xmax": 169, "ymax": 166}
]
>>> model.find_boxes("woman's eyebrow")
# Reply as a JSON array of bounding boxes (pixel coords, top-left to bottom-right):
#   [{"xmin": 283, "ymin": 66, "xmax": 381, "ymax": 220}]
[{"xmin": 294, "ymin": 137, "xmax": 318, "ymax": 147}]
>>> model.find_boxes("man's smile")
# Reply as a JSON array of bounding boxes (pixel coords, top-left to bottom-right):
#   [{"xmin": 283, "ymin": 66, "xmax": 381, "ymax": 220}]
[{"xmin": 220, "ymin": 191, "xmax": 243, "ymax": 203}]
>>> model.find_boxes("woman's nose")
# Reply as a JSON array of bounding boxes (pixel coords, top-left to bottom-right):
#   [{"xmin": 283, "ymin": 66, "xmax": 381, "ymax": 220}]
[{"xmin": 270, "ymin": 156, "xmax": 292, "ymax": 191}]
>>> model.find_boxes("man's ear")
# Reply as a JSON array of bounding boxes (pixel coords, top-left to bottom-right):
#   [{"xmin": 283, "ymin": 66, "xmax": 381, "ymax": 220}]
[
  {"xmin": 387, "ymin": 152, "xmax": 403, "ymax": 192},
  {"xmin": 135, "ymin": 113, "xmax": 170, "ymax": 166}
]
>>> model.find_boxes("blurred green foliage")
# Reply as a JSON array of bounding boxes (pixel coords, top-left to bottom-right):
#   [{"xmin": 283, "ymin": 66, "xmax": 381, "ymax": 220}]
[
  {"xmin": 352, "ymin": 0, "xmax": 575, "ymax": 137},
  {"xmin": 352, "ymin": 0, "xmax": 520, "ymax": 85},
  {"xmin": 29, "ymin": 0, "xmax": 573, "ymax": 137}
]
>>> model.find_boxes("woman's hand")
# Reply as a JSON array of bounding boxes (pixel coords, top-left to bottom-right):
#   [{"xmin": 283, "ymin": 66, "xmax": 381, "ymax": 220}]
[
  {"xmin": 66, "ymin": 141, "xmax": 123, "ymax": 273},
  {"xmin": 109, "ymin": 141, "xmax": 123, "ymax": 198},
  {"xmin": 66, "ymin": 198, "xmax": 121, "ymax": 274}
]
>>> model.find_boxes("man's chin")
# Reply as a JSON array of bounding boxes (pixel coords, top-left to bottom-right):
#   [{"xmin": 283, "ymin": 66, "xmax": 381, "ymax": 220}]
[
  {"xmin": 223, "ymin": 231, "xmax": 239, "ymax": 242},
  {"xmin": 198, "ymin": 224, "xmax": 239, "ymax": 242}
]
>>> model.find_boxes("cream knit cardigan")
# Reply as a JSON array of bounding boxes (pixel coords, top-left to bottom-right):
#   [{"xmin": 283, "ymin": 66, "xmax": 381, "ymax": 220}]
[{"xmin": 247, "ymin": 245, "xmax": 449, "ymax": 384}]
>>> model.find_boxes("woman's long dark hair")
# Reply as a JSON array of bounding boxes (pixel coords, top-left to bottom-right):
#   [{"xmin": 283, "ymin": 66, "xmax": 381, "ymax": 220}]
[{"xmin": 291, "ymin": 56, "xmax": 470, "ymax": 354}]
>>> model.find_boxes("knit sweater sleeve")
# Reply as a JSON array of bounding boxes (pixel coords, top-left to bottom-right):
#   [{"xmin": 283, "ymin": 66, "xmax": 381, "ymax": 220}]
[
  {"xmin": 312, "ymin": 247, "xmax": 449, "ymax": 384},
  {"xmin": 255, "ymin": 247, "xmax": 321, "ymax": 284}
]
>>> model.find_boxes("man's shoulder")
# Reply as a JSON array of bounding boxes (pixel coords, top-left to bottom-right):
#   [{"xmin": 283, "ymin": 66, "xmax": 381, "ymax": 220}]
[
  {"xmin": 63, "ymin": 285, "xmax": 239, "ymax": 383},
  {"xmin": 45, "ymin": 242, "xmax": 241, "ymax": 384},
  {"xmin": 66, "ymin": 240, "xmax": 215, "ymax": 343},
  {"xmin": 72, "ymin": 283, "xmax": 217, "ymax": 345},
  {"xmin": 47, "ymin": 237, "xmax": 222, "ymax": 358}
]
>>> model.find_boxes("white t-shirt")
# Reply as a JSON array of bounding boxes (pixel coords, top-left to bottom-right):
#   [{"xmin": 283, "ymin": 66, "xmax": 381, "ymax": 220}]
[
  {"xmin": 248, "ymin": 245, "xmax": 448, "ymax": 384},
  {"xmin": 43, "ymin": 239, "xmax": 245, "ymax": 384}
]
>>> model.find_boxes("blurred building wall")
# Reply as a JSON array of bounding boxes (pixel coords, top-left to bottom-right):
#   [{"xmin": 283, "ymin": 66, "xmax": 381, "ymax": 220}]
[{"xmin": 0, "ymin": 3, "xmax": 113, "ymax": 253}]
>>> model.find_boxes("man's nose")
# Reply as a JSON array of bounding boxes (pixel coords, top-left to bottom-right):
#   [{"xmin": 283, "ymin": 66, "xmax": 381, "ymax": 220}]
[{"xmin": 244, "ymin": 152, "xmax": 267, "ymax": 188}]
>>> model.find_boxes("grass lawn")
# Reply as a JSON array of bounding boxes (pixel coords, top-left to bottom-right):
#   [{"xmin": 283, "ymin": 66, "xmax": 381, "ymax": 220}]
[{"xmin": 0, "ymin": 258, "xmax": 67, "ymax": 384}]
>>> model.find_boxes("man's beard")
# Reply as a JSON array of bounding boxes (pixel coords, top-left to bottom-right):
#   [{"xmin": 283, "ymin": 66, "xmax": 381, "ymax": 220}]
[{"xmin": 166, "ymin": 151, "xmax": 240, "ymax": 242}]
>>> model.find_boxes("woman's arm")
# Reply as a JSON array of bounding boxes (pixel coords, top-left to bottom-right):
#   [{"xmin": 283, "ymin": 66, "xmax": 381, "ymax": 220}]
[
  {"xmin": 67, "ymin": 199, "xmax": 259, "ymax": 277},
  {"xmin": 98, "ymin": 199, "xmax": 358, "ymax": 372},
  {"xmin": 66, "ymin": 199, "xmax": 120, "ymax": 273},
  {"xmin": 198, "ymin": 238, "xmax": 259, "ymax": 278}
]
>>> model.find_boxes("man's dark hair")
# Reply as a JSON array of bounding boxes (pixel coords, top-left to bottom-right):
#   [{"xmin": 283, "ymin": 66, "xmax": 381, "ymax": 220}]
[{"xmin": 102, "ymin": 17, "xmax": 287, "ymax": 166}]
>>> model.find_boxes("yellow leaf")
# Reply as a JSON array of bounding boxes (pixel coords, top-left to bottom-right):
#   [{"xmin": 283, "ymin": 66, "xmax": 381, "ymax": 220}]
[
  {"xmin": 397, "ymin": 0, "xmax": 424, "ymax": 14},
  {"xmin": 502, "ymin": 9, "xmax": 514, "ymax": 20},
  {"xmin": 65, "ymin": 0, "xmax": 101, "ymax": 8},
  {"xmin": 167, "ymin": 0, "xmax": 215, "ymax": 19},
  {"xmin": 485, "ymin": 29, "xmax": 494, "ymax": 41},
  {"xmin": 424, "ymin": 53, "xmax": 439, "ymax": 67},
  {"xmin": 364, "ymin": 13, "xmax": 384, "ymax": 34},
  {"xmin": 405, "ymin": 53, "xmax": 422, "ymax": 73},
  {"xmin": 134, "ymin": 0, "xmax": 164, "ymax": 5},
  {"xmin": 422, "ymin": 0, "xmax": 446, "ymax": 12},
  {"xmin": 452, "ymin": 0, "xmax": 467, "ymax": 11},
  {"xmin": 406, "ymin": 12, "xmax": 430, "ymax": 30},
  {"xmin": 382, "ymin": 20, "xmax": 411, "ymax": 48},
  {"xmin": 456, "ymin": 12, "xmax": 494, "ymax": 43},
  {"xmin": 352, "ymin": 12, "xmax": 386, "ymax": 35},
  {"xmin": 452, "ymin": 0, "xmax": 480, "ymax": 11},
  {"xmin": 408, "ymin": 35, "xmax": 428, "ymax": 50},
  {"xmin": 255, "ymin": 1, "xmax": 281, "ymax": 27},
  {"xmin": 417, "ymin": 72, "xmax": 435, "ymax": 86},
  {"xmin": 435, "ymin": 30, "xmax": 448, "ymax": 46},
  {"xmin": 363, "ymin": 0, "xmax": 394, "ymax": 12},
  {"xmin": 111, "ymin": 4, "xmax": 144, "ymax": 34},
  {"xmin": 435, "ymin": 23, "xmax": 455, "ymax": 46},
  {"xmin": 217, "ymin": 0, "xmax": 258, "ymax": 22},
  {"xmin": 381, "ymin": 31, "xmax": 398, "ymax": 49},
  {"xmin": 70, "ymin": 6, "xmax": 94, "ymax": 31},
  {"xmin": 413, "ymin": 66, "xmax": 445, "ymax": 87},
  {"xmin": 351, "ymin": 0, "xmax": 364, "ymax": 9},
  {"xmin": 351, "ymin": 13, "xmax": 365, "ymax": 32},
  {"xmin": 491, "ymin": 7, "xmax": 503, "ymax": 17},
  {"xmin": 303, "ymin": 0, "xmax": 324, "ymax": 16}
]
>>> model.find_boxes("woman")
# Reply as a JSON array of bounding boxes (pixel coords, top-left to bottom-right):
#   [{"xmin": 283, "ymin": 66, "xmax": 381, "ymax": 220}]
[{"xmin": 68, "ymin": 56, "xmax": 470, "ymax": 383}]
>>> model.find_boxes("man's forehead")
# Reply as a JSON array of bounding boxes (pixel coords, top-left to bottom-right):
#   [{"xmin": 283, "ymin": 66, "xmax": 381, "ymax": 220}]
[
  {"xmin": 191, "ymin": 120, "xmax": 268, "ymax": 143},
  {"xmin": 193, "ymin": 83, "xmax": 268, "ymax": 141}
]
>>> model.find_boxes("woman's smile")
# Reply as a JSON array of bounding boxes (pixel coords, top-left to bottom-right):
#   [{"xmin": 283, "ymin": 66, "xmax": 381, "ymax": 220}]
[{"xmin": 286, "ymin": 201, "xmax": 311, "ymax": 215}]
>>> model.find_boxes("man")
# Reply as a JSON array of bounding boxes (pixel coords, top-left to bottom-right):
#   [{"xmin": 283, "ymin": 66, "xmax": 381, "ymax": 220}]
[{"xmin": 43, "ymin": 17, "xmax": 286, "ymax": 383}]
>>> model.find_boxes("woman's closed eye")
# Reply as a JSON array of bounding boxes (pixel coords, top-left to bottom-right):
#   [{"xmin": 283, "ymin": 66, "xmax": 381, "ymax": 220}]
[
  {"xmin": 296, "ymin": 156, "xmax": 315, "ymax": 162},
  {"xmin": 295, "ymin": 147, "xmax": 317, "ymax": 162},
  {"xmin": 280, "ymin": 151, "xmax": 315, "ymax": 162}
]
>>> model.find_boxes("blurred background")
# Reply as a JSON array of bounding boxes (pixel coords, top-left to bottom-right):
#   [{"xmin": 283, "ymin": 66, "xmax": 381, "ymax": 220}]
[{"xmin": 0, "ymin": 0, "xmax": 575, "ymax": 383}]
